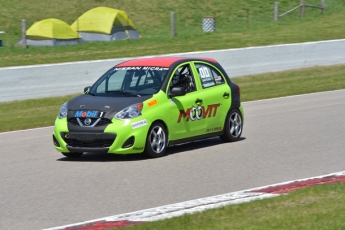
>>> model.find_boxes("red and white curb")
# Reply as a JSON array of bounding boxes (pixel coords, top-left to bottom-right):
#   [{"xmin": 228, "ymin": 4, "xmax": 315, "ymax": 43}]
[{"xmin": 44, "ymin": 171, "xmax": 345, "ymax": 230}]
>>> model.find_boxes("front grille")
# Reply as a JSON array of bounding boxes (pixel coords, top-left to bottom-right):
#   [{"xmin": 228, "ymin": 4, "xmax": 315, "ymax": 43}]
[
  {"xmin": 96, "ymin": 118, "xmax": 113, "ymax": 126},
  {"xmin": 62, "ymin": 132, "xmax": 116, "ymax": 148},
  {"xmin": 65, "ymin": 139, "xmax": 114, "ymax": 148},
  {"xmin": 68, "ymin": 118, "xmax": 112, "ymax": 127}
]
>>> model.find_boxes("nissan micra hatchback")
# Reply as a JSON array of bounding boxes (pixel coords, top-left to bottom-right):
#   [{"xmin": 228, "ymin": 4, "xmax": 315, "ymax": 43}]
[{"xmin": 53, "ymin": 57, "xmax": 243, "ymax": 158}]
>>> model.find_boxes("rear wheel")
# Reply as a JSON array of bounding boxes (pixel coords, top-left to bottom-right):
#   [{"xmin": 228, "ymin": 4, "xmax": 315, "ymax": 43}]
[
  {"xmin": 61, "ymin": 152, "xmax": 83, "ymax": 158},
  {"xmin": 144, "ymin": 122, "xmax": 168, "ymax": 158},
  {"xmin": 220, "ymin": 109, "xmax": 243, "ymax": 142}
]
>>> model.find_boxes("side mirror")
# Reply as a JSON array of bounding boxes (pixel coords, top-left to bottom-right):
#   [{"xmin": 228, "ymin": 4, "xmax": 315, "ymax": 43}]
[
  {"xmin": 169, "ymin": 87, "xmax": 186, "ymax": 97},
  {"xmin": 84, "ymin": 86, "xmax": 91, "ymax": 94}
]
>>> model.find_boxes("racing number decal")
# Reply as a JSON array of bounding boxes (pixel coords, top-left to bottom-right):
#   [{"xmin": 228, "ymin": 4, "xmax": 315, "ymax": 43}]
[
  {"xmin": 177, "ymin": 103, "xmax": 220, "ymax": 123},
  {"xmin": 199, "ymin": 66, "xmax": 216, "ymax": 88},
  {"xmin": 199, "ymin": 67, "xmax": 210, "ymax": 79}
]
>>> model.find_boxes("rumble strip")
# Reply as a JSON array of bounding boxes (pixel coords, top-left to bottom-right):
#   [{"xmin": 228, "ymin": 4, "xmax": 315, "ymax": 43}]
[{"xmin": 44, "ymin": 171, "xmax": 345, "ymax": 230}]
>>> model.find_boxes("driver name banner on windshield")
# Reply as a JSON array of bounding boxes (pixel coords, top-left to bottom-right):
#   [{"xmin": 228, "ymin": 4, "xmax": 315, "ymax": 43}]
[{"xmin": 114, "ymin": 67, "xmax": 169, "ymax": 71}]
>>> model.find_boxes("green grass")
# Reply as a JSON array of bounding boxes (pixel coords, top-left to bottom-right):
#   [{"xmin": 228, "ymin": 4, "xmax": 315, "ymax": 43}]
[
  {"xmin": 234, "ymin": 64, "xmax": 345, "ymax": 101},
  {"xmin": 1, "ymin": 0, "xmax": 345, "ymax": 67},
  {"xmin": 125, "ymin": 182, "xmax": 345, "ymax": 230},
  {"xmin": 1, "ymin": 64, "xmax": 345, "ymax": 133},
  {"xmin": 0, "ymin": 94, "xmax": 79, "ymax": 132}
]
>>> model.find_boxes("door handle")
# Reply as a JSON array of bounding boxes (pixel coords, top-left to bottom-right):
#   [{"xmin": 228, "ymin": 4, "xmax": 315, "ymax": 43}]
[
  {"xmin": 195, "ymin": 99, "xmax": 203, "ymax": 104},
  {"xmin": 223, "ymin": 92, "xmax": 230, "ymax": 98}
]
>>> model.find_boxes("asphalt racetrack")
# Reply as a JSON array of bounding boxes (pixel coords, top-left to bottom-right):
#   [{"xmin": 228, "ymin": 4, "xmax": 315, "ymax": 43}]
[{"xmin": 1, "ymin": 90, "xmax": 345, "ymax": 230}]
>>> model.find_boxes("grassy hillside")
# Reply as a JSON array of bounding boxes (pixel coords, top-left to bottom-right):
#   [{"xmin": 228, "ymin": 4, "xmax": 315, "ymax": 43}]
[{"xmin": 1, "ymin": 0, "xmax": 345, "ymax": 67}]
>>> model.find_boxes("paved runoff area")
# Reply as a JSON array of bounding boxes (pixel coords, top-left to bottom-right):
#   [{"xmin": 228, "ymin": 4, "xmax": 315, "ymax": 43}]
[{"xmin": 45, "ymin": 171, "xmax": 345, "ymax": 230}]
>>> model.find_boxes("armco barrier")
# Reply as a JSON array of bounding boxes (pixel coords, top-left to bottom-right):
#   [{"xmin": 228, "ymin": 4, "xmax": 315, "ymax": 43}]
[{"xmin": 1, "ymin": 39, "xmax": 345, "ymax": 102}]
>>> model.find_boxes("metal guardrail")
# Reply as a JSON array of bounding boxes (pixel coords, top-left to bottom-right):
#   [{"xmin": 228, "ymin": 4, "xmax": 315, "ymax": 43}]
[{"xmin": 274, "ymin": 0, "xmax": 325, "ymax": 21}]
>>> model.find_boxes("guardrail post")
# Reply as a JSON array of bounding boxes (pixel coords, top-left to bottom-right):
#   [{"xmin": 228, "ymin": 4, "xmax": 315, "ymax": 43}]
[
  {"xmin": 321, "ymin": 0, "xmax": 325, "ymax": 13},
  {"xmin": 301, "ymin": 0, "xmax": 305, "ymax": 18},
  {"xmin": 171, "ymin": 12, "xmax": 176, "ymax": 37},
  {"xmin": 246, "ymin": 8, "xmax": 249, "ymax": 27},
  {"xmin": 21, "ymin": 19, "xmax": 27, "ymax": 48},
  {"xmin": 274, "ymin": 2, "xmax": 279, "ymax": 21}
]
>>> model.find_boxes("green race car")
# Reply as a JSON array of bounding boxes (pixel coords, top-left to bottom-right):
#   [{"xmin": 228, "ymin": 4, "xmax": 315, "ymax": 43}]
[{"xmin": 53, "ymin": 57, "xmax": 243, "ymax": 158}]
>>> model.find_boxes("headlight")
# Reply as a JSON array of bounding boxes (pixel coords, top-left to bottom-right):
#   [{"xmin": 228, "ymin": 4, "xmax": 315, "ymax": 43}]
[
  {"xmin": 58, "ymin": 102, "xmax": 68, "ymax": 119},
  {"xmin": 114, "ymin": 103, "xmax": 143, "ymax": 120}
]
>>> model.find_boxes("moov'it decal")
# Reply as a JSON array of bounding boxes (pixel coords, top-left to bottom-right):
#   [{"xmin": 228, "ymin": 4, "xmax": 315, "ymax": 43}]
[{"xmin": 178, "ymin": 104, "xmax": 220, "ymax": 123}]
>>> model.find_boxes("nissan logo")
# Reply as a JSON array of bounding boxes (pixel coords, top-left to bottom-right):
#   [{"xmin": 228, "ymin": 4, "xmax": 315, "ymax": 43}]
[{"xmin": 84, "ymin": 118, "xmax": 92, "ymax": 126}]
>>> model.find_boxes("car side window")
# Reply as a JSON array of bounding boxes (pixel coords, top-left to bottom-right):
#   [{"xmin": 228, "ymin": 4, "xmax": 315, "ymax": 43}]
[
  {"xmin": 195, "ymin": 63, "xmax": 225, "ymax": 88},
  {"xmin": 170, "ymin": 64, "xmax": 196, "ymax": 93}
]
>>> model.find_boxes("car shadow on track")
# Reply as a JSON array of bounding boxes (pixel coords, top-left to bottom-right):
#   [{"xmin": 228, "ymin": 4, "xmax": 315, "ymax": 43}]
[
  {"xmin": 57, "ymin": 136, "xmax": 246, "ymax": 162},
  {"xmin": 166, "ymin": 137, "xmax": 246, "ymax": 155}
]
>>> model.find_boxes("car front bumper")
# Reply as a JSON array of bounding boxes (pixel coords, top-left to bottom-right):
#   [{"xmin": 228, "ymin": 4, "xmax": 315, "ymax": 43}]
[{"xmin": 53, "ymin": 117, "xmax": 150, "ymax": 155}]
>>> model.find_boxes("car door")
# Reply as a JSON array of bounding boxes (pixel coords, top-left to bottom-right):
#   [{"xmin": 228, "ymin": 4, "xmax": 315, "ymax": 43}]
[
  {"xmin": 168, "ymin": 62, "xmax": 206, "ymax": 140},
  {"xmin": 192, "ymin": 62, "xmax": 231, "ymax": 134}
]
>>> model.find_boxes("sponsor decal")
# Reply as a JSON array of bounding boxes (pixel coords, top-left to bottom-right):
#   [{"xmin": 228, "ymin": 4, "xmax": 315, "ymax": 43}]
[
  {"xmin": 215, "ymin": 76, "xmax": 222, "ymax": 81},
  {"xmin": 177, "ymin": 103, "xmax": 220, "ymax": 123},
  {"xmin": 74, "ymin": 110, "xmax": 99, "ymax": 118},
  {"xmin": 115, "ymin": 67, "xmax": 169, "ymax": 71},
  {"xmin": 133, "ymin": 147, "xmax": 144, "ymax": 151},
  {"xmin": 206, "ymin": 127, "xmax": 222, "ymax": 133},
  {"xmin": 131, "ymin": 119, "xmax": 148, "ymax": 129},
  {"xmin": 142, "ymin": 67, "xmax": 169, "ymax": 71},
  {"xmin": 148, "ymin": 99, "xmax": 158, "ymax": 107},
  {"xmin": 215, "ymin": 76, "xmax": 224, "ymax": 85}
]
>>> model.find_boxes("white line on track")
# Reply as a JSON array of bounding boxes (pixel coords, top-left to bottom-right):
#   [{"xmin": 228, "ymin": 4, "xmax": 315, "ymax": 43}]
[
  {"xmin": 243, "ymin": 88, "xmax": 345, "ymax": 104},
  {"xmin": 0, "ymin": 126, "xmax": 53, "ymax": 135}
]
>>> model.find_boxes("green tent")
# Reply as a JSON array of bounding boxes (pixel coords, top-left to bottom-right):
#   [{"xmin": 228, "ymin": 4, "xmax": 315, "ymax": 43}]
[
  {"xmin": 20, "ymin": 18, "xmax": 81, "ymax": 46},
  {"xmin": 71, "ymin": 6, "xmax": 140, "ymax": 41}
]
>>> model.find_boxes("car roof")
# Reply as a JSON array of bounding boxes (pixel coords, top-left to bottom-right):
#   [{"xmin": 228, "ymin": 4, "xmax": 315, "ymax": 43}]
[{"xmin": 116, "ymin": 57, "xmax": 217, "ymax": 68}]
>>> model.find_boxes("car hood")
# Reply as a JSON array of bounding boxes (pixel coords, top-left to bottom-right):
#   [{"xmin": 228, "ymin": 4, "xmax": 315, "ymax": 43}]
[{"xmin": 66, "ymin": 94, "xmax": 152, "ymax": 119}]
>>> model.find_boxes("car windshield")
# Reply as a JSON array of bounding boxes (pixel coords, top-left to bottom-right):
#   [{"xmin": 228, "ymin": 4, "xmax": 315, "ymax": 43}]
[{"xmin": 90, "ymin": 66, "xmax": 169, "ymax": 96}]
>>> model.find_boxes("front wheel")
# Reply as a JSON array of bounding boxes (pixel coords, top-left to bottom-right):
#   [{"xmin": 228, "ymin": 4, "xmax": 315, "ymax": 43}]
[
  {"xmin": 220, "ymin": 109, "xmax": 243, "ymax": 142},
  {"xmin": 61, "ymin": 152, "xmax": 83, "ymax": 158},
  {"xmin": 144, "ymin": 122, "xmax": 168, "ymax": 158}
]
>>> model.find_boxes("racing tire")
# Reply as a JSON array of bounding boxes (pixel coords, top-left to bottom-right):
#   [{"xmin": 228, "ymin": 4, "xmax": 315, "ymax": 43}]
[
  {"xmin": 61, "ymin": 152, "xmax": 83, "ymax": 158},
  {"xmin": 144, "ymin": 122, "xmax": 168, "ymax": 158},
  {"xmin": 220, "ymin": 109, "xmax": 243, "ymax": 142}
]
